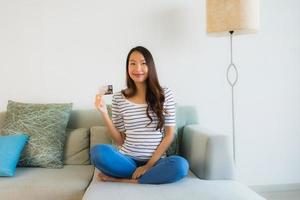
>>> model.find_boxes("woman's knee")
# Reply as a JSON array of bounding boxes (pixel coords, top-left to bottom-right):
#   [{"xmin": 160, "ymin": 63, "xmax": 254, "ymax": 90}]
[
  {"xmin": 168, "ymin": 155, "xmax": 189, "ymax": 177},
  {"xmin": 138, "ymin": 156, "xmax": 189, "ymax": 184},
  {"xmin": 90, "ymin": 144, "xmax": 114, "ymax": 165}
]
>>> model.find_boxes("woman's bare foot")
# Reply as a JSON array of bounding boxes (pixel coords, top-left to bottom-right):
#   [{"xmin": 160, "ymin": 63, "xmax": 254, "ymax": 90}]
[
  {"xmin": 97, "ymin": 172, "xmax": 138, "ymax": 184},
  {"xmin": 97, "ymin": 173, "xmax": 116, "ymax": 182}
]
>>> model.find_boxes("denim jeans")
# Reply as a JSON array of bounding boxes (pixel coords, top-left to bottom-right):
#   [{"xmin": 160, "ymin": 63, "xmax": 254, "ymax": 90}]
[{"xmin": 90, "ymin": 144, "xmax": 189, "ymax": 184}]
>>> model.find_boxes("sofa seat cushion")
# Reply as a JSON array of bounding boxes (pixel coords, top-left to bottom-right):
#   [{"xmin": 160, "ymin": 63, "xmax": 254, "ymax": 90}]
[
  {"xmin": 0, "ymin": 165, "xmax": 94, "ymax": 200},
  {"xmin": 83, "ymin": 170, "xmax": 265, "ymax": 200}
]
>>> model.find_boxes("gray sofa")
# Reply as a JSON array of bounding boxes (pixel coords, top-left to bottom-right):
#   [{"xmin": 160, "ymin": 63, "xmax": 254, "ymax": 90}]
[{"xmin": 0, "ymin": 106, "xmax": 265, "ymax": 200}]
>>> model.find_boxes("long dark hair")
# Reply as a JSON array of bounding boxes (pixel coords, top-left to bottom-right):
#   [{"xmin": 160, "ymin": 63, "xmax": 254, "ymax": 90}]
[{"xmin": 122, "ymin": 46, "xmax": 165, "ymax": 131}]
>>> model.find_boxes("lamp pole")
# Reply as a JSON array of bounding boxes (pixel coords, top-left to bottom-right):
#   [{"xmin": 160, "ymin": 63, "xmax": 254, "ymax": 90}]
[{"xmin": 226, "ymin": 30, "xmax": 238, "ymax": 163}]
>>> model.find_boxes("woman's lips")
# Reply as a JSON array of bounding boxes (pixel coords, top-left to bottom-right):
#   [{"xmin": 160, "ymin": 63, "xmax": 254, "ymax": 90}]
[{"xmin": 133, "ymin": 74, "xmax": 144, "ymax": 77}]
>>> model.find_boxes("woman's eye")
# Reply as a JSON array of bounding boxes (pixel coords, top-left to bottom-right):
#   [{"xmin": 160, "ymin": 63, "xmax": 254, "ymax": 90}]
[
  {"xmin": 130, "ymin": 63, "xmax": 135, "ymax": 65},
  {"xmin": 142, "ymin": 63, "xmax": 146, "ymax": 65}
]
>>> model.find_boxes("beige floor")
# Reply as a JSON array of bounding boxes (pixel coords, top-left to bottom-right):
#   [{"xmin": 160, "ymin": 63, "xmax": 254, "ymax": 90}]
[{"xmin": 258, "ymin": 190, "xmax": 300, "ymax": 200}]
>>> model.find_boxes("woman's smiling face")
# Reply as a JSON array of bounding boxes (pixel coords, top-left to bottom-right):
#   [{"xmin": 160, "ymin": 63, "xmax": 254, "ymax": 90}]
[{"xmin": 128, "ymin": 51, "xmax": 149, "ymax": 84}]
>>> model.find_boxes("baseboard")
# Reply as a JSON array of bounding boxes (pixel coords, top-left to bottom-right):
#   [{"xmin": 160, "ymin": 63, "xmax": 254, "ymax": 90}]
[{"xmin": 250, "ymin": 183, "xmax": 300, "ymax": 193}]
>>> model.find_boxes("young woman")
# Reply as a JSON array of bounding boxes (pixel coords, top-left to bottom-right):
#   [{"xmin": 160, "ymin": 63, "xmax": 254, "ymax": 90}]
[{"xmin": 91, "ymin": 46, "xmax": 188, "ymax": 184}]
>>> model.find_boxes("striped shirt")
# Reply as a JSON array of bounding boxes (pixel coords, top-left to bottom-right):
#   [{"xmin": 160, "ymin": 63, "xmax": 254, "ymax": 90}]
[{"xmin": 112, "ymin": 87, "xmax": 176, "ymax": 160}]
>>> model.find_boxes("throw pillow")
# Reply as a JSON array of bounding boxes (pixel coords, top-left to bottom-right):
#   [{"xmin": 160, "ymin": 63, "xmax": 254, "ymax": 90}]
[
  {"xmin": 0, "ymin": 134, "xmax": 29, "ymax": 176},
  {"xmin": 64, "ymin": 128, "xmax": 90, "ymax": 165},
  {"xmin": 1, "ymin": 100, "xmax": 72, "ymax": 168}
]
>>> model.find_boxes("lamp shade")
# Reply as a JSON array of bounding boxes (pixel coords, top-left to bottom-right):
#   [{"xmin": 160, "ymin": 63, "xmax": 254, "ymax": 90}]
[{"xmin": 206, "ymin": 0, "xmax": 259, "ymax": 35}]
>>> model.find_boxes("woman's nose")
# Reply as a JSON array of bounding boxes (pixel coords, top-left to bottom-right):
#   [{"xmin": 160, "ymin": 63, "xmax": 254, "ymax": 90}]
[{"xmin": 135, "ymin": 63, "xmax": 142, "ymax": 70}]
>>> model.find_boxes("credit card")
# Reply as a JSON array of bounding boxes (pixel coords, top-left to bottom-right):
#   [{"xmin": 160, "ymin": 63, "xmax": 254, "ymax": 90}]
[{"xmin": 99, "ymin": 85, "xmax": 113, "ymax": 95}]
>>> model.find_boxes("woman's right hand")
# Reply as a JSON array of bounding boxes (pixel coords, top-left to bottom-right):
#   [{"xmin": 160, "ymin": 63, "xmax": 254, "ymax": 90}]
[{"xmin": 95, "ymin": 94, "xmax": 107, "ymax": 114}]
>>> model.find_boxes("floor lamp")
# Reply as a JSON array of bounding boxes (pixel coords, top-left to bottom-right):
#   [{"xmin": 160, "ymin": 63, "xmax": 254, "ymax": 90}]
[{"xmin": 206, "ymin": 0, "xmax": 259, "ymax": 163}]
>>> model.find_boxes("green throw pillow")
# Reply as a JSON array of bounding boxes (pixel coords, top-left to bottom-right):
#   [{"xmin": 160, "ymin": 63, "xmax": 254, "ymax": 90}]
[{"xmin": 1, "ymin": 100, "xmax": 72, "ymax": 168}]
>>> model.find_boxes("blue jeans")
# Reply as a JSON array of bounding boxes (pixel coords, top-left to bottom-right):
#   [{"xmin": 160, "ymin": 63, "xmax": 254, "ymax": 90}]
[{"xmin": 90, "ymin": 144, "xmax": 189, "ymax": 184}]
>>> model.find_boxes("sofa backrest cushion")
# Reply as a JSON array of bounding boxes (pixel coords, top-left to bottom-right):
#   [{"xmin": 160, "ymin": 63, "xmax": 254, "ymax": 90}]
[
  {"xmin": 90, "ymin": 126, "xmax": 112, "ymax": 148},
  {"xmin": 63, "ymin": 106, "xmax": 199, "ymax": 157},
  {"xmin": 67, "ymin": 110, "xmax": 105, "ymax": 129},
  {"xmin": 175, "ymin": 106, "xmax": 199, "ymax": 154},
  {"xmin": 64, "ymin": 128, "xmax": 90, "ymax": 165}
]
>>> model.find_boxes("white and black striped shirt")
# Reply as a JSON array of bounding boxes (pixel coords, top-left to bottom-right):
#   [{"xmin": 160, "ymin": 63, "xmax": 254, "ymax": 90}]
[{"xmin": 112, "ymin": 87, "xmax": 176, "ymax": 160}]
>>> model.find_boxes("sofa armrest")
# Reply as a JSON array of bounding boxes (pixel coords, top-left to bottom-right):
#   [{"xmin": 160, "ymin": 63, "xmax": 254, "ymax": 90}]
[{"xmin": 181, "ymin": 124, "xmax": 235, "ymax": 180}]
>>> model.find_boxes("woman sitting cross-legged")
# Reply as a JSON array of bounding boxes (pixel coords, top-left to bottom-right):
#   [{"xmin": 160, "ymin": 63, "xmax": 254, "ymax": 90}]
[{"xmin": 91, "ymin": 46, "xmax": 189, "ymax": 184}]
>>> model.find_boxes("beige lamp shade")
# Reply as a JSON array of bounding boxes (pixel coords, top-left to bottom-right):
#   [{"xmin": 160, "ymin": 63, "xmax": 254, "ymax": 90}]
[{"xmin": 206, "ymin": 0, "xmax": 259, "ymax": 35}]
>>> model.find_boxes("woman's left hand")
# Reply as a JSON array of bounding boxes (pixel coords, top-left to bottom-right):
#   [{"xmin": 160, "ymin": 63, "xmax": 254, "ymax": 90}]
[{"xmin": 132, "ymin": 165, "xmax": 151, "ymax": 179}]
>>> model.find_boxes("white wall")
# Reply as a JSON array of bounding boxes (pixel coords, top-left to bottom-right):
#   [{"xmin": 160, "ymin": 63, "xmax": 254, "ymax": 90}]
[{"xmin": 0, "ymin": 0, "xmax": 299, "ymax": 186}]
